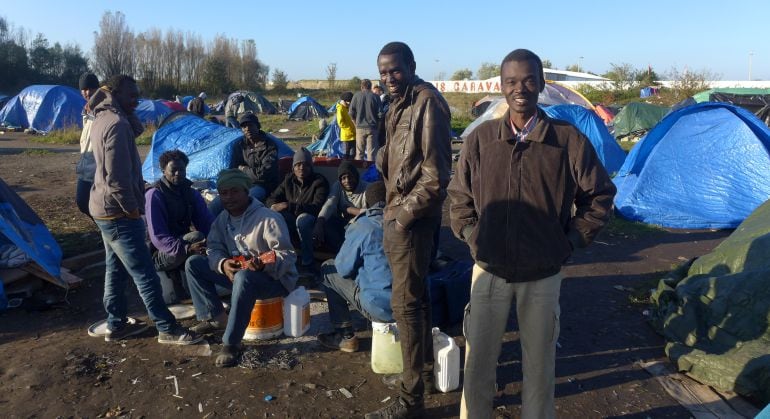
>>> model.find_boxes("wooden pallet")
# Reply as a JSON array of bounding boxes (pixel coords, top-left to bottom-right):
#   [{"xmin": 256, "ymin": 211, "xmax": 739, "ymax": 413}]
[{"xmin": 20, "ymin": 262, "xmax": 83, "ymax": 289}]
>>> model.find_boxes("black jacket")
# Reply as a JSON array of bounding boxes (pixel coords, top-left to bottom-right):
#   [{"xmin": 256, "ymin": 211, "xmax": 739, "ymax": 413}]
[
  {"xmin": 266, "ymin": 172, "xmax": 329, "ymax": 217},
  {"xmin": 232, "ymin": 134, "xmax": 280, "ymax": 195}
]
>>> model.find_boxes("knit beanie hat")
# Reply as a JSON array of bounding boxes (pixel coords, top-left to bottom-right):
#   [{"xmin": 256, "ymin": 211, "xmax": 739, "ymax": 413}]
[
  {"xmin": 293, "ymin": 147, "xmax": 312, "ymax": 167},
  {"xmin": 79, "ymin": 72, "xmax": 99, "ymax": 90},
  {"xmin": 365, "ymin": 181, "xmax": 386, "ymax": 207},
  {"xmin": 216, "ymin": 168, "xmax": 251, "ymax": 191},
  {"xmin": 337, "ymin": 160, "xmax": 359, "ymax": 182},
  {"xmin": 340, "ymin": 91, "xmax": 353, "ymax": 102}
]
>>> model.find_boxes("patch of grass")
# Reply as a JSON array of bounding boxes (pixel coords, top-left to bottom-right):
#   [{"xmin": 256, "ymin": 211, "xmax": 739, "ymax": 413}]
[
  {"xmin": 618, "ymin": 140, "xmax": 636, "ymax": 152},
  {"xmin": 31, "ymin": 127, "xmax": 81, "ymax": 145},
  {"xmin": 605, "ymin": 216, "xmax": 664, "ymax": 237},
  {"xmin": 136, "ymin": 124, "xmax": 157, "ymax": 146},
  {"xmin": 22, "ymin": 149, "xmax": 54, "ymax": 156}
]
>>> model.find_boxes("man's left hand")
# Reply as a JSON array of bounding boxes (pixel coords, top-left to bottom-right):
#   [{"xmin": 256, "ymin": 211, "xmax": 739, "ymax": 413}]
[{"xmin": 270, "ymin": 202, "xmax": 289, "ymax": 212}]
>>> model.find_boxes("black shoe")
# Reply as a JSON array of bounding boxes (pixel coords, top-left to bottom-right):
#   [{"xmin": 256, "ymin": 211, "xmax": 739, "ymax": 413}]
[
  {"xmin": 190, "ymin": 319, "xmax": 226, "ymax": 334},
  {"xmin": 157, "ymin": 326, "xmax": 203, "ymax": 345},
  {"xmin": 104, "ymin": 320, "xmax": 149, "ymax": 342},
  {"xmin": 365, "ymin": 397, "xmax": 424, "ymax": 419}
]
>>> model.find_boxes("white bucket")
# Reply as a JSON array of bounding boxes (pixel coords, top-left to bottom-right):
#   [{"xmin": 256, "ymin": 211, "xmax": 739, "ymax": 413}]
[
  {"xmin": 283, "ymin": 286, "xmax": 311, "ymax": 337},
  {"xmin": 371, "ymin": 322, "xmax": 403, "ymax": 374},
  {"xmin": 432, "ymin": 327, "xmax": 460, "ymax": 392}
]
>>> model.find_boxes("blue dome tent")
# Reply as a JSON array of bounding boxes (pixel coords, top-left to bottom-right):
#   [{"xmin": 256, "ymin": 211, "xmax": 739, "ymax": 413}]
[
  {"xmin": 142, "ymin": 112, "xmax": 294, "ymax": 183},
  {"xmin": 614, "ymin": 103, "xmax": 770, "ymax": 229},
  {"xmin": 543, "ymin": 104, "xmax": 627, "ymax": 175},
  {"xmin": 0, "ymin": 85, "xmax": 85, "ymax": 133},
  {"xmin": 287, "ymin": 96, "xmax": 329, "ymax": 120},
  {"xmin": 307, "ymin": 118, "xmax": 343, "ymax": 157},
  {"xmin": 135, "ymin": 99, "xmax": 173, "ymax": 126}
]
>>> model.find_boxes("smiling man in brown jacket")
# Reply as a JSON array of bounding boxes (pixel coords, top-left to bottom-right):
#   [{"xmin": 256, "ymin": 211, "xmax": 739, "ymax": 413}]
[
  {"xmin": 366, "ymin": 41, "xmax": 452, "ymax": 419},
  {"xmin": 448, "ymin": 49, "xmax": 616, "ymax": 419}
]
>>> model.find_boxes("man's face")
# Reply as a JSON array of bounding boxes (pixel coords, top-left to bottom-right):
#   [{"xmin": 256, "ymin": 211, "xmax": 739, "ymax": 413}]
[
  {"xmin": 241, "ymin": 121, "xmax": 260, "ymax": 144},
  {"xmin": 340, "ymin": 173, "xmax": 357, "ymax": 192},
  {"xmin": 81, "ymin": 88, "xmax": 96, "ymax": 101},
  {"xmin": 377, "ymin": 53, "xmax": 414, "ymax": 99},
  {"xmin": 501, "ymin": 59, "xmax": 542, "ymax": 118},
  {"xmin": 219, "ymin": 186, "xmax": 249, "ymax": 214},
  {"xmin": 114, "ymin": 81, "xmax": 140, "ymax": 114},
  {"xmin": 293, "ymin": 162, "xmax": 310, "ymax": 181},
  {"xmin": 162, "ymin": 159, "xmax": 186, "ymax": 186}
]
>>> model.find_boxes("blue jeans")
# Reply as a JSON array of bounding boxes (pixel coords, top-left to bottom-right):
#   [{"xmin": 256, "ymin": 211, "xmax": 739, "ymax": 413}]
[
  {"xmin": 321, "ymin": 259, "xmax": 390, "ymax": 328},
  {"xmin": 282, "ymin": 212, "xmax": 316, "ymax": 266},
  {"xmin": 95, "ymin": 218, "xmax": 177, "ymax": 333},
  {"xmin": 207, "ymin": 186, "xmax": 267, "ymax": 217},
  {"xmin": 75, "ymin": 179, "xmax": 92, "ymax": 217},
  {"xmin": 185, "ymin": 255, "xmax": 287, "ymax": 345},
  {"xmin": 226, "ymin": 116, "xmax": 239, "ymax": 128}
]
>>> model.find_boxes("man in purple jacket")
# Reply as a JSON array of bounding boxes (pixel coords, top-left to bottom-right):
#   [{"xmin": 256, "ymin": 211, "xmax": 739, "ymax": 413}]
[{"xmin": 145, "ymin": 149, "xmax": 215, "ymax": 301}]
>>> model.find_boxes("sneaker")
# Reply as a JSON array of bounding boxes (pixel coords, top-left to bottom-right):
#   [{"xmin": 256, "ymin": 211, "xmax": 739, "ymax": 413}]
[
  {"xmin": 365, "ymin": 397, "xmax": 424, "ymax": 419},
  {"xmin": 318, "ymin": 331, "xmax": 359, "ymax": 353},
  {"xmin": 381, "ymin": 374, "xmax": 435, "ymax": 395},
  {"xmin": 104, "ymin": 320, "xmax": 149, "ymax": 342},
  {"xmin": 157, "ymin": 326, "xmax": 203, "ymax": 345},
  {"xmin": 190, "ymin": 319, "xmax": 226, "ymax": 335}
]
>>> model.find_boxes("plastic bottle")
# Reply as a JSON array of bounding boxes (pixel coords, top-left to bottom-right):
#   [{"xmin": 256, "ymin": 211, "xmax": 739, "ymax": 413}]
[
  {"xmin": 283, "ymin": 286, "xmax": 311, "ymax": 337},
  {"xmin": 371, "ymin": 322, "xmax": 404, "ymax": 374},
  {"xmin": 432, "ymin": 327, "xmax": 460, "ymax": 392}
]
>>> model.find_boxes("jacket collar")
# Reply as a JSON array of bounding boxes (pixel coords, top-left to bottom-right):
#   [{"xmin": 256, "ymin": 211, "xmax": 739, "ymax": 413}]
[{"xmin": 497, "ymin": 107, "xmax": 551, "ymax": 143}]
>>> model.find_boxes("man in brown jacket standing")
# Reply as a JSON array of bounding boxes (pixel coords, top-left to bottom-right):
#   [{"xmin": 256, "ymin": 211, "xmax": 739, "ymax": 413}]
[
  {"xmin": 366, "ymin": 42, "xmax": 452, "ymax": 419},
  {"xmin": 448, "ymin": 49, "xmax": 616, "ymax": 419}
]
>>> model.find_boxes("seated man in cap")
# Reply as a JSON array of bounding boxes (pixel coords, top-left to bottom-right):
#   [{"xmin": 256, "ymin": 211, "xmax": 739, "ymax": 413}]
[
  {"xmin": 185, "ymin": 168, "xmax": 298, "ymax": 367},
  {"xmin": 208, "ymin": 112, "xmax": 280, "ymax": 216},
  {"xmin": 187, "ymin": 92, "xmax": 207, "ymax": 117},
  {"xmin": 266, "ymin": 148, "xmax": 329, "ymax": 273},
  {"xmin": 317, "ymin": 181, "xmax": 393, "ymax": 352},
  {"xmin": 145, "ymin": 149, "xmax": 214, "ymax": 303},
  {"xmin": 313, "ymin": 160, "xmax": 368, "ymax": 253}
]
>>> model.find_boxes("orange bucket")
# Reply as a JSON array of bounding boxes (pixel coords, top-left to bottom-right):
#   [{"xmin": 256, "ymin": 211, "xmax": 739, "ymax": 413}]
[{"xmin": 243, "ymin": 297, "xmax": 284, "ymax": 340}]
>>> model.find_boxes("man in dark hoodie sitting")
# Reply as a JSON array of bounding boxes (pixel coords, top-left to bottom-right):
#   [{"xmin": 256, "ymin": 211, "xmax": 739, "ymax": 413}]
[
  {"xmin": 89, "ymin": 75, "xmax": 201, "ymax": 345},
  {"xmin": 266, "ymin": 148, "xmax": 329, "ymax": 273},
  {"xmin": 313, "ymin": 160, "xmax": 368, "ymax": 253}
]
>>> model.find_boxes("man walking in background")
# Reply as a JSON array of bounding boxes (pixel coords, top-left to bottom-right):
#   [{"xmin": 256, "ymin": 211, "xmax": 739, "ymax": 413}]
[
  {"xmin": 74, "ymin": 72, "xmax": 100, "ymax": 218},
  {"xmin": 366, "ymin": 41, "xmax": 452, "ymax": 419},
  {"xmin": 349, "ymin": 78, "xmax": 381, "ymax": 161}
]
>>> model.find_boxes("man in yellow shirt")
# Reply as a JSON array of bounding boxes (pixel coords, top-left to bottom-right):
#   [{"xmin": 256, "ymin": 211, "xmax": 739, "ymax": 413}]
[{"xmin": 337, "ymin": 91, "xmax": 355, "ymax": 159}]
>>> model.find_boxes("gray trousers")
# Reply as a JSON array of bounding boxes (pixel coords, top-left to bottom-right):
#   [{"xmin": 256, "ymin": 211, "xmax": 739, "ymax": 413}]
[
  {"xmin": 355, "ymin": 127, "xmax": 378, "ymax": 161},
  {"xmin": 460, "ymin": 265, "xmax": 563, "ymax": 419}
]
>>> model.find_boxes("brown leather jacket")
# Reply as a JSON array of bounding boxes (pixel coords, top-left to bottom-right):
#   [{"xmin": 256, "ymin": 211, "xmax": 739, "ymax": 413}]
[
  {"xmin": 448, "ymin": 108, "xmax": 616, "ymax": 282},
  {"xmin": 379, "ymin": 78, "xmax": 452, "ymax": 228}
]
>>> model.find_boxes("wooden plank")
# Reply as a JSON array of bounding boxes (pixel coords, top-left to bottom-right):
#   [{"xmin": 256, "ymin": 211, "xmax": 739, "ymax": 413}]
[
  {"xmin": 61, "ymin": 249, "xmax": 104, "ymax": 271},
  {"xmin": 639, "ymin": 360, "xmax": 750, "ymax": 419},
  {"xmin": 0, "ymin": 268, "xmax": 31, "ymax": 285},
  {"xmin": 20, "ymin": 263, "xmax": 83, "ymax": 289}
]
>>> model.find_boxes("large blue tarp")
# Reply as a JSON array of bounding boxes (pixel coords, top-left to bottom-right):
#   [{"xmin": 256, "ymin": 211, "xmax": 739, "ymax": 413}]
[
  {"xmin": 306, "ymin": 118, "xmax": 343, "ymax": 158},
  {"xmin": 142, "ymin": 113, "xmax": 295, "ymax": 182},
  {"xmin": 543, "ymin": 104, "xmax": 627, "ymax": 175},
  {"xmin": 614, "ymin": 102, "xmax": 770, "ymax": 229},
  {"xmin": 135, "ymin": 99, "xmax": 173, "ymax": 126},
  {"xmin": 0, "ymin": 85, "xmax": 85, "ymax": 133},
  {"xmin": 0, "ymin": 177, "xmax": 62, "ymax": 283}
]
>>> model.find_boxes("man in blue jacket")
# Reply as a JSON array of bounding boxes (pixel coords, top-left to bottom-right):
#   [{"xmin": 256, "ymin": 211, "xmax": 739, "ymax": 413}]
[{"xmin": 317, "ymin": 181, "xmax": 392, "ymax": 352}]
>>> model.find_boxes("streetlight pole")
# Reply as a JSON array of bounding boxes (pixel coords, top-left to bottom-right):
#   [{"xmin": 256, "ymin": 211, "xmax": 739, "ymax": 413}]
[
  {"xmin": 749, "ymin": 52, "xmax": 753, "ymax": 81},
  {"xmin": 578, "ymin": 56, "xmax": 584, "ymax": 73}
]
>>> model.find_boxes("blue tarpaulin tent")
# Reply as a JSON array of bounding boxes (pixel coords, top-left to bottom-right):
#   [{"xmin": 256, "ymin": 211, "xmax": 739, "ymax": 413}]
[
  {"xmin": 142, "ymin": 112, "xmax": 294, "ymax": 182},
  {"xmin": 0, "ymin": 85, "xmax": 85, "ymax": 133},
  {"xmin": 0, "ymin": 177, "xmax": 62, "ymax": 283},
  {"xmin": 307, "ymin": 118, "xmax": 343, "ymax": 158},
  {"xmin": 543, "ymin": 104, "xmax": 627, "ymax": 175},
  {"xmin": 288, "ymin": 96, "xmax": 328, "ymax": 120},
  {"xmin": 135, "ymin": 99, "xmax": 173, "ymax": 126},
  {"xmin": 614, "ymin": 102, "xmax": 770, "ymax": 229}
]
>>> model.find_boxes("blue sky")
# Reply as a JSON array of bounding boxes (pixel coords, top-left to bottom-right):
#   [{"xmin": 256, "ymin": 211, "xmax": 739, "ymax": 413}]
[{"xmin": 2, "ymin": 0, "xmax": 767, "ymax": 81}]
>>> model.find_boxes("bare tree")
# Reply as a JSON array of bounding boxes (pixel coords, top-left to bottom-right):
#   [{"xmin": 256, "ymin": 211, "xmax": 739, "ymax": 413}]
[
  {"xmin": 451, "ymin": 68, "xmax": 473, "ymax": 80},
  {"xmin": 541, "ymin": 58, "xmax": 553, "ymax": 69},
  {"xmin": 476, "ymin": 62, "xmax": 499, "ymax": 80},
  {"xmin": 666, "ymin": 66, "xmax": 719, "ymax": 102},
  {"xmin": 603, "ymin": 62, "xmax": 637, "ymax": 91},
  {"xmin": 272, "ymin": 68, "xmax": 289, "ymax": 91},
  {"xmin": 92, "ymin": 11, "xmax": 135, "ymax": 78},
  {"xmin": 326, "ymin": 63, "xmax": 337, "ymax": 89}
]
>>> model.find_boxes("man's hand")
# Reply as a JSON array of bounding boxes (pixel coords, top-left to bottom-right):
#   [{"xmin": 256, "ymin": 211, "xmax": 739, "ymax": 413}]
[
  {"xmin": 243, "ymin": 257, "xmax": 265, "ymax": 272},
  {"xmin": 188, "ymin": 239, "xmax": 207, "ymax": 256},
  {"xmin": 222, "ymin": 259, "xmax": 242, "ymax": 282},
  {"xmin": 125, "ymin": 208, "xmax": 142, "ymax": 219},
  {"xmin": 346, "ymin": 207, "xmax": 362, "ymax": 217},
  {"xmin": 270, "ymin": 202, "xmax": 289, "ymax": 212}
]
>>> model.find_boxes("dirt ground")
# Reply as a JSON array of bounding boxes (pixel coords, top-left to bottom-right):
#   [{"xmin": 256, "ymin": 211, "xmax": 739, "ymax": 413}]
[{"xmin": 0, "ymin": 132, "xmax": 747, "ymax": 418}]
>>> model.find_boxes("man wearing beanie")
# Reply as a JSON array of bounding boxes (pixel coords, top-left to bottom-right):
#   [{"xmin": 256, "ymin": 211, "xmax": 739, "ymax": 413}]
[
  {"xmin": 266, "ymin": 148, "xmax": 329, "ymax": 273},
  {"xmin": 74, "ymin": 72, "xmax": 101, "ymax": 217},
  {"xmin": 185, "ymin": 168, "xmax": 298, "ymax": 367},
  {"xmin": 313, "ymin": 160, "xmax": 368, "ymax": 252},
  {"xmin": 317, "ymin": 181, "xmax": 393, "ymax": 352},
  {"xmin": 337, "ymin": 91, "xmax": 356, "ymax": 159}
]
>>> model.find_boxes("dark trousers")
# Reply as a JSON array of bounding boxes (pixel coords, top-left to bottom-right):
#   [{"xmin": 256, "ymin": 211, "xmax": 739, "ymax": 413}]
[
  {"xmin": 342, "ymin": 141, "xmax": 355, "ymax": 160},
  {"xmin": 383, "ymin": 216, "xmax": 440, "ymax": 405}
]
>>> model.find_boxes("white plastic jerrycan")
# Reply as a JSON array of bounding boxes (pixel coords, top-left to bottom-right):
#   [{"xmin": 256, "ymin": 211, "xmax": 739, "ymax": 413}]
[
  {"xmin": 371, "ymin": 322, "xmax": 404, "ymax": 374},
  {"xmin": 432, "ymin": 327, "xmax": 460, "ymax": 392},
  {"xmin": 283, "ymin": 286, "xmax": 311, "ymax": 337}
]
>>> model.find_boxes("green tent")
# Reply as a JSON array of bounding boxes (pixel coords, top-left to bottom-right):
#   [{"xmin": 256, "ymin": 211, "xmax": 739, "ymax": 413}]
[
  {"xmin": 692, "ymin": 88, "xmax": 770, "ymax": 103},
  {"xmin": 613, "ymin": 102, "xmax": 669, "ymax": 138},
  {"xmin": 651, "ymin": 199, "xmax": 770, "ymax": 403}
]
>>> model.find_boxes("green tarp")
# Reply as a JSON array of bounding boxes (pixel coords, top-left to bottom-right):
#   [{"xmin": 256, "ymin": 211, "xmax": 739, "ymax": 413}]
[
  {"xmin": 613, "ymin": 102, "xmax": 669, "ymax": 138},
  {"xmin": 692, "ymin": 88, "xmax": 770, "ymax": 103},
  {"xmin": 652, "ymin": 199, "xmax": 770, "ymax": 403}
]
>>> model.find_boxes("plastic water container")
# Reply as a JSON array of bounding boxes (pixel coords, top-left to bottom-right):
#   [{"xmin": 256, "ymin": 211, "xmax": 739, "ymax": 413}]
[
  {"xmin": 283, "ymin": 286, "xmax": 311, "ymax": 337},
  {"xmin": 371, "ymin": 322, "xmax": 403, "ymax": 374},
  {"xmin": 432, "ymin": 327, "xmax": 460, "ymax": 392}
]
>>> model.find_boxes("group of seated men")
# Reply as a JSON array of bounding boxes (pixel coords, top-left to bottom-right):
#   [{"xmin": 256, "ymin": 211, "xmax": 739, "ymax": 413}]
[{"xmin": 144, "ymin": 112, "xmax": 392, "ymax": 366}]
